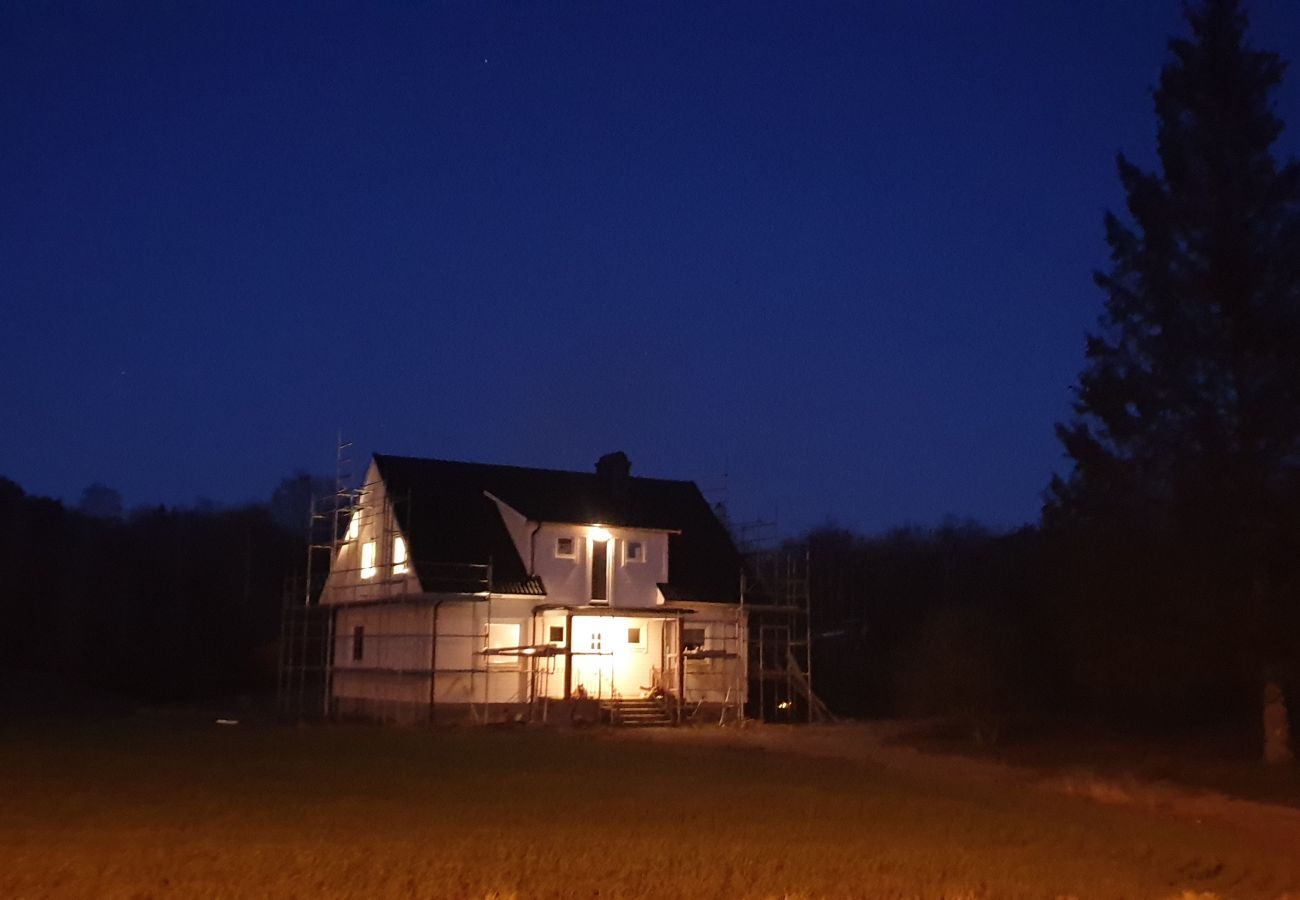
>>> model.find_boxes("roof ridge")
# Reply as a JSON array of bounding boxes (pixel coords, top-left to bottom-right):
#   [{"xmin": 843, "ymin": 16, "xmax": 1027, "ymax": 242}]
[{"xmin": 373, "ymin": 452, "xmax": 699, "ymax": 487}]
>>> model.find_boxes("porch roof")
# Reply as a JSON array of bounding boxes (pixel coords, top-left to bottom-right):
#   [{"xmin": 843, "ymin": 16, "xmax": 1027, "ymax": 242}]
[{"xmin": 532, "ymin": 603, "xmax": 696, "ymax": 618}]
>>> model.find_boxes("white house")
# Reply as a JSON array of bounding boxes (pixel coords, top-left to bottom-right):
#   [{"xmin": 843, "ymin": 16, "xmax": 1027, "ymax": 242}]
[{"xmin": 317, "ymin": 451, "xmax": 751, "ymax": 725}]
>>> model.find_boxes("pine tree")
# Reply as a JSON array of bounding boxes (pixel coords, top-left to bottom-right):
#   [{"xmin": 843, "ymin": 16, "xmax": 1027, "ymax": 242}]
[
  {"xmin": 1052, "ymin": 0, "xmax": 1300, "ymax": 534},
  {"xmin": 1049, "ymin": 0, "xmax": 1300, "ymax": 751}
]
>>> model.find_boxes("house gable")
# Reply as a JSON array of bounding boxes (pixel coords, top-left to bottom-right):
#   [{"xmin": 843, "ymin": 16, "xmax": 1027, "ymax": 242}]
[{"xmin": 322, "ymin": 459, "xmax": 423, "ymax": 604}]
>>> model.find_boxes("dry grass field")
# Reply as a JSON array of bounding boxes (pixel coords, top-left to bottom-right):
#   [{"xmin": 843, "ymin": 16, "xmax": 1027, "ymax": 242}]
[{"xmin": 1, "ymin": 718, "xmax": 1298, "ymax": 899}]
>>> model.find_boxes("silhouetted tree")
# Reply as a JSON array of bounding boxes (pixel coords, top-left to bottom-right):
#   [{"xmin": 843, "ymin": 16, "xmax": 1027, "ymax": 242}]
[
  {"xmin": 1050, "ymin": 0, "xmax": 1300, "ymax": 746},
  {"xmin": 269, "ymin": 471, "xmax": 332, "ymax": 534},
  {"xmin": 77, "ymin": 482, "xmax": 123, "ymax": 520}
]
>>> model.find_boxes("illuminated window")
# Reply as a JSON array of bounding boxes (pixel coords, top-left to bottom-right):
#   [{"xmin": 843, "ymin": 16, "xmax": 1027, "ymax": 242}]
[
  {"xmin": 549, "ymin": 625, "xmax": 565, "ymax": 644},
  {"xmin": 627, "ymin": 627, "xmax": 641, "ymax": 645},
  {"xmin": 360, "ymin": 541, "xmax": 376, "ymax": 579},
  {"xmin": 392, "ymin": 536, "xmax": 408, "ymax": 575},
  {"xmin": 347, "ymin": 512, "xmax": 359, "ymax": 541},
  {"xmin": 682, "ymin": 628, "xmax": 705, "ymax": 651},
  {"xmin": 556, "ymin": 536, "xmax": 575, "ymax": 558},
  {"xmin": 352, "ymin": 625, "xmax": 364, "ymax": 661},
  {"xmin": 625, "ymin": 541, "xmax": 644, "ymax": 563},
  {"xmin": 487, "ymin": 622, "xmax": 521, "ymax": 666}
]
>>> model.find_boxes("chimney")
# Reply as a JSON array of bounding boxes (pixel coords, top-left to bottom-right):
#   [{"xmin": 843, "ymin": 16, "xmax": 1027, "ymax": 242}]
[{"xmin": 595, "ymin": 451, "xmax": 631, "ymax": 503}]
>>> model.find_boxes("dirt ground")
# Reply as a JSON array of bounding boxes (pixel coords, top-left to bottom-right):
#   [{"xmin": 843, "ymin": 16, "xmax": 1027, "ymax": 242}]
[{"xmin": 614, "ymin": 721, "xmax": 1300, "ymax": 867}]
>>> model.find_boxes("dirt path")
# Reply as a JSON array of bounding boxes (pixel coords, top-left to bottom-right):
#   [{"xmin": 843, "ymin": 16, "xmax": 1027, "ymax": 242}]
[{"xmin": 614, "ymin": 721, "xmax": 1300, "ymax": 864}]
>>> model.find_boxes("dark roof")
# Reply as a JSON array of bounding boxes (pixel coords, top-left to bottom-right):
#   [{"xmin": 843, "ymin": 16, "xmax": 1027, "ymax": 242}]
[{"xmin": 374, "ymin": 454, "xmax": 742, "ymax": 602}]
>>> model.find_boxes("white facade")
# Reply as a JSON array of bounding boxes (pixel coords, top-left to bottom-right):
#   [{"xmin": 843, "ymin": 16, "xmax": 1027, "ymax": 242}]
[{"xmin": 318, "ymin": 458, "xmax": 747, "ymax": 724}]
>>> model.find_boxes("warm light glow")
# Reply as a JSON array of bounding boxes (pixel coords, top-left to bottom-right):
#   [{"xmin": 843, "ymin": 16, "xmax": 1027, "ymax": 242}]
[
  {"xmin": 777, "ymin": 700, "xmax": 793, "ymax": 710},
  {"xmin": 360, "ymin": 541, "xmax": 376, "ymax": 579},
  {"xmin": 347, "ymin": 512, "xmax": 359, "ymax": 541},
  {"xmin": 487, "ymin": 622, "xmax": 521, "ymax": 665},
  {"xmin": 392, "ymin": 535, "xmax": 408, "ymax": 574},
  {"xmin": 589, "ymin": 525, "xmax": 610, "ymax": 542}
]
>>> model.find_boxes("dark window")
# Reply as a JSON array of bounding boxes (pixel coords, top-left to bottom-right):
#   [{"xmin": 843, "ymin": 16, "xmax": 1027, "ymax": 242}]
[
  {"xmin": 626, "ymin": 541, "xmax": 643, "ymax": 562},
  {"xmin": 556, "ymin": 536, "xmax": 575, "ymax": 558},
  {"xmin": 627, "ymin": 627, "xmax": 641, "ymax": 645},
  {"xmin": 549, "ymin": 625, "xmax": 565, "ymax": 643},
  {"xmin": 682, "ymin": 627, "xmax": 705, "ymax": 651},
  {"xmin": 352, "ymin": 625, "xmax": 365, "ymax": 661},
  {"xmin": 591, "ymin": 540, "xmax": 608, "ymax": 602}
]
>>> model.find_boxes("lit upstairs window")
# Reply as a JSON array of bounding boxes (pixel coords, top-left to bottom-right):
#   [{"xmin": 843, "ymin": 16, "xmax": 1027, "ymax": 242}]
[
  {"xmin": 360, "ymin": 541, "xmax": 377, "ymax": 579},
  {"xmin": 347, "ymin": 512, "xmax": 360, "ymax": 541},
  {"xmin": 392, "ymin": 536, "xmax": 408, "ymax": 575}
]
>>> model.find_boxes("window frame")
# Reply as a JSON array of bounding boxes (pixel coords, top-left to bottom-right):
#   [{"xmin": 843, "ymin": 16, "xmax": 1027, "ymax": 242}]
[
  {"xmin": 555, "ymin": 535, "xmax": 576, "ymax": 559},
  {"xmin": 624, "ymin": 540, "xmax": 645, "ymax": 564},
  {"xmin": 590, "ymin": 538, "xmax": 610, "ymax": 603},
  {"xmin": 486, "ymin": 622, "xmax": 521, "ymax": 667},
  {"xmin": 392, "ymin": 535, "xmax": 409, "ymax": 575},
  {"xmin": 360, "ymin": 540, "xmax": 377, "ymax": 579}
]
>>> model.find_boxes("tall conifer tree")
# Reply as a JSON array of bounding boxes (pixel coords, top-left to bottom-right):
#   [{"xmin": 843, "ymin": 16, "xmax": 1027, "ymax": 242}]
[
  {"xmin": 1052, "ymin": 0, "xmax": 1300, "ymax": 535},
  {"xmin": 1050, "ymin": 0, "xmax": 1300, "ymax": 751}
]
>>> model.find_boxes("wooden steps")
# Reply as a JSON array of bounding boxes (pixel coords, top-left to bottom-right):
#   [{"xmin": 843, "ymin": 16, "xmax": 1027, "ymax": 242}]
[{"xmin": 605, "ymin": 697, "xmax": 674, "ymax": 727}]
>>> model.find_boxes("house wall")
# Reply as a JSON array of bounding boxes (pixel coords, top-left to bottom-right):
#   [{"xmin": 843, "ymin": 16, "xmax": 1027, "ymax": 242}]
[
  {"xmin": 330, "ymin": 593, "xmax": 539, "ymax": 721},
  {"xmin": 488, "ymin": 494, "xmax": 669, "ymax": 608},
  {"xmin": 328, "ymin": 597, "xmax": 744, "ymax": 717},
  {"xmin": 565, "ymin": 613, "xmax": 659, "ymax": 700},
  {"xmin": 672, "ymin": 602, "xmax": 747, "ymax": 705}
]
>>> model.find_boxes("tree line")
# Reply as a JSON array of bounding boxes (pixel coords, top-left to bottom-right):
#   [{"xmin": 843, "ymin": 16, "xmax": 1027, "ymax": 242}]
[{"xmin": 1, "ymin": 476, "xmax": 304, "ymax": 707}]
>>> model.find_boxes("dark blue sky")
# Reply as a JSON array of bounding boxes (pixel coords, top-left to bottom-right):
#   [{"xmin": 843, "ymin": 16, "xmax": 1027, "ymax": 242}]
[{"xmin": 5, "ymin": 2, "xmax": 1300, "ymax": 534}]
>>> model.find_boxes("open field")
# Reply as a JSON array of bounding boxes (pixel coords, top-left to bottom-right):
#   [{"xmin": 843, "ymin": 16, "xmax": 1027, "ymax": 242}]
[
  {"xmin": 2, "ymin": 719, "xmax": 1298, "ymax": 899},
  {"xmin": 890, "ymin": 719, "xmax": 1300, "ymax": 810}
]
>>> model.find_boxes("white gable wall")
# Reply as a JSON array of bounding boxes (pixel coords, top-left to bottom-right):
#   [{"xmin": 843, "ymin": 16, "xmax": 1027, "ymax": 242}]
[{"xmin": 322, "ymin": 459, "xmax": 421, "ymax": 605}]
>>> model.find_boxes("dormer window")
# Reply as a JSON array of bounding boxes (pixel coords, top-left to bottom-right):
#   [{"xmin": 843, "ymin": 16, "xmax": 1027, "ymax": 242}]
[
  {"xmin": 625, "ymin": 541, "xmax": 644, "ymax": 563},
  {"xmin": 392, "ymin": 536, "xmax": 408, "ymax": 575},
  {"xmin": 360, "ymin": 541, "xmax": 377, "ymax": 579},
  {"xmin": 555, "ymin": 536, "xmax": 576, "ymax": 558}
]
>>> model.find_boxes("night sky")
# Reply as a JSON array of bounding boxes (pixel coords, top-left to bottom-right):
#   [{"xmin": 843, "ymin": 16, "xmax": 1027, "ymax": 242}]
[{"xmin": 6, "ymin": 2, "xmax": 1300, "ymax": 535}]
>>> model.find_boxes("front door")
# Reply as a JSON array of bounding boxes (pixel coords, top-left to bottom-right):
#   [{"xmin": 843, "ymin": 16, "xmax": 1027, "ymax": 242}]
[{"xmin": 571, "ymin": 618, "xmax": 612, "ymax": 699}]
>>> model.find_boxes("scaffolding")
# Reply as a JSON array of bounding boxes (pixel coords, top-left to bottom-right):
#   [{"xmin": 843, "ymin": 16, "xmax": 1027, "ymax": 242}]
[
  {"xmin": 676, "ymin": 606, "xmax": 746, "ymax": 725},
  {"xmin": 739, "ymin": 523, "xmax": 828, "ymax": 723},
  {"xmin": 276, "ymin": 577, "xmax": 332, "ymax": 720}
]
